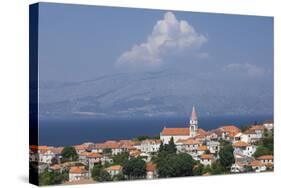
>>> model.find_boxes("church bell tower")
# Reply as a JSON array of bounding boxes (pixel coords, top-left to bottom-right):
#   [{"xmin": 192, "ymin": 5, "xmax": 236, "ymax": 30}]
[{"xmin": 189, "ymin": 106, "xmax": 198, "ymax": 137}]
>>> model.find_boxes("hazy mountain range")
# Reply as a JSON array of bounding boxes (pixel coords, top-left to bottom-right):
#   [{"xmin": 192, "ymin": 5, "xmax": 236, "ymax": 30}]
[{"xmin": 38, "ymin": 69, "xmax": 273, "ymax": 119}]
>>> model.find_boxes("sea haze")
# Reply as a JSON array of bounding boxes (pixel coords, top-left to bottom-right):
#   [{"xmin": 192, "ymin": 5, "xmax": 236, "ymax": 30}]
[{"xmin": 39, "ymin": 115, "xmax": 273, "ymax": 146}]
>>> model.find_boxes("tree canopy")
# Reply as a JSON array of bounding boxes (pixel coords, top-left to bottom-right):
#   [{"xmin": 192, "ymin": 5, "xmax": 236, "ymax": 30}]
[
  {"xmin": 61, "ymin": 146, "xmax": 78, "ymax": 161},
  {"xmin": 253, "ymin": 146, "xmax": 272, "ymax": 158},
  {"xmin": 123, "ymin": 157, "xmax": 146, "ymax": 179},
  {"xmin": 218, "ymin": 143, "xmax": 234, "ymax": 172},
  {"xmin": 157, "ymin": 153, "xmax": 194, "ymax": 177}
]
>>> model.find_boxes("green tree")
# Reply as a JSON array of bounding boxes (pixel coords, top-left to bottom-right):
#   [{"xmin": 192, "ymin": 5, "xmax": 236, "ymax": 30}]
[
  {"xmin": 61, "ymin": 146, "xmax": 78, "ymax": 162},
  {"xmin": 112, "ymin": 152, "xmax": 129, "ymax": 166},
  {"xmin": 98, "ymin": 170, "xmax": 112, "ymax": 182},
  {"xmin": 202, "ymin": 165, "xmax": 212, "ymax": 175},
  {"xmin": 262, "ymin": 136, "xmax": 274, "ymax": 153},
  {"xmin": 135, "ymin": 135, "xmax": 150, "ymax": 141},
  {"xmin": 123, "ymin": 157, "xmax": 146, "ymax": 180},
  {"xmin": 253, "ymin": 146, "xmax": 272, "ymax": 158},
  {"xmin": 159, "ymin": 141, "xmax": 164, "ymax": 153},
  {"xmin": 113, "ymin": 174, "xmax": 125, "ymax": 181},
  {"xmin": 219, "ymin": 143, "xmax": 234, "ymax": 172},
  {"xmin": 166, "ymin": 137, "xmax": 177, "ymax": 154},
  {"xmin": 193, "ymin": 164, "xmax": 204, "ymax": 176},
  {"xmin": 91, "ymin": 164, "xmax": 102, "ymax": 180},
  {"xmin": 39, "ymin": 170, "xmax": 65, "ymax": 185},
  {"xmin": 103, "ymin": 148, "xmax": 112, "ymax": 155},
  {"xmin": 210, "ymin": 162, "xmax": 224, "ymax": 175},
  {"xmin": 157, "ymin": 153, "xmax": 194, "ymax": 177},
  {"xmin": 240, "ymin": 125, "xmax": 251, "ymax": 132}
]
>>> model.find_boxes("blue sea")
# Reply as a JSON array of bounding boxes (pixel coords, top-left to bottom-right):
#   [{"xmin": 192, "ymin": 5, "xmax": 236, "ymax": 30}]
[{"xmin": 38, "ymin": 115, "xmax": 273, "ymax": 146}]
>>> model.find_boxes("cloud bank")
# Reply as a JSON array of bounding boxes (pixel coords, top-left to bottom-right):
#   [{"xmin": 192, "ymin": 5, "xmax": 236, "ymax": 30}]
[
  {"xmin": 222, "ymin": 63, "xmax": 266, "ymax": 77},
  {"xmin": 116, "ymin": 12, "xmax": 207, "ymax": 70}
]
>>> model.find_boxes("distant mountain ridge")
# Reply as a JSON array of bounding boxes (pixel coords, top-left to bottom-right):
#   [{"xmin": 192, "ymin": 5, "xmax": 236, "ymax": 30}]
[{"xmin": 38, "ymin": 69, "xmax": 273, "ymax": 118}]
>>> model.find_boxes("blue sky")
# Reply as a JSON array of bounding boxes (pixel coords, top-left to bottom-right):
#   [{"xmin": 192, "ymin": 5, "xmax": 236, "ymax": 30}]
[{"xmin": 38, "ymin": 3, "xmax": 273, "ymax": 82}]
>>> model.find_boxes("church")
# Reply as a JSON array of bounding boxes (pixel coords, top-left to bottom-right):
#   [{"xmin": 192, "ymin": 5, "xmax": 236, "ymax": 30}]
[{"xmin": 160, "ymin": 106, "xmax": 206, "ymax": 144}]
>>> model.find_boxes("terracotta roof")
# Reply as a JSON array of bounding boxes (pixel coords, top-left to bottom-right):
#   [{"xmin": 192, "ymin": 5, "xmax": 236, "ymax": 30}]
[
  {"xmin": 250, "ymin": 125, "xmax": 264, "ymax": 131},
  {"xmin": 105, "ymin": 165, "xmax": 122, "ymax": 171},
  {"xmin": 80, "ymin": 152, "xmax": 102, "ymax": 158},
  {"xmin": 198, "ymin": 145, "xmax": 208, "ymax": 151},
  {"xmin": 64, "ymin": 179, "xmax": 96, "ymax": 185},
  {"xmin": 94, "ymin": 141, "xmax": 120, "ymax": 149},
  {"xmin": 233, "ymin": 141, "xmax": 250, "ymax": 147},
  {"xmin": 69, "ymin": 166, "xmax": 88, "ymax": 174},
  {"xmin": 74, "ymin": 145, "xmax": 88, "ymax": 151},
  {"xmin": 50, "ymin": 164, "xmax": 61, "ymax": 170},
  {"xmin": 257, "ymin": 155, "xmax": 273, "ymax": 160},
  {"xmin": 141, "ymin": 139, "xmax": 161, "ymax": 144},
  {"xmin": 200, "ymin": 154, "xmax": 214, "ymax": 160},
  {"xmin": 161, "ymin": 127, "xmax": 189, "ymax": 136},
  {"xmin": 176, "ymin": 138, "xmax": 199, "ymax": 145},
  {"xmin": 50, "ymin": 147, "xmax": 63, "ymax": 155},
  {"xmin": 244, "ymin": 129, "xmax": 256, "ymax": 134},
  {"xmin": 34, "ymin": 146, "xmax": 49, "ymax": 150},
  {"xmin": 146, "ymin": 162, "xmax": 156, "ymax": 171},
  {"xmin": 250, "ymin": 160, "xmax": 263, "ymax": 167},
  {"xmin": 264, "ymin": 120, "xmax": 273, "ymax": 124},
  {"xmin": 130, "ymin": 150, "xmax": 141, "ymax": 157},
  {"xmin": 220, "ymin": 125, "xmax": 241, "ymax": 133},
  {"xmin": 197, "ymin": 128, "xmax": 207, "ymax": 136}
]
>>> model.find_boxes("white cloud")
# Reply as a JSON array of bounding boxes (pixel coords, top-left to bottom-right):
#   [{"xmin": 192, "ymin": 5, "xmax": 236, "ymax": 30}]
[
  {"xmin": 222, "ymin": 63, "xmax": 266, "ymax": 77},
  {"xmin": 116, "ymin": 12, "xmax": 207, "ymax": 70}
]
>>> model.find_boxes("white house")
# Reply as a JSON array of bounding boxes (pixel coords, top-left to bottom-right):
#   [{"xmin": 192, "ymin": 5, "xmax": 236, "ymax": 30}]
[
  {"xmin": 257, "ymin": 155, "xmax": 274, "ymax": 164},
  {"xmin": 243, "ymin": 125, "xmax": 264, "ymax": 143},
  {"xmin": 234, "ymin": 133, "xmax": 251, "ymax": 143},
  {"xmin": 231, "ymin": 162, "xmax": 246, "ymax": 173},
  {"xmin": 90, "ymin": 141, "xmax": 123, "ymax": 155},
  {"xmin": 38, "ymin": 149, "xmax": 56, "ymax": 164},
  {"xmin": 69, "ymin": 166, "xmax": 89, "ymax": 182},
  {"xmin": 197, "ymin": 145, "xmax": 208, "ymax": 156},
  {"xmin": 176, "ymin": 138, "xmax": 199, "ymax": 154},
  {"xmin": 199, "ymin": 154, "xmax": 214, "ymax": 166},
  {"xmin": 105, "ymin": 165, "xmax": 123, "ymax": 177},
  {"xmin": 233, "ymin": 141, "xmax": 256, "ymax": 157},
  {"xmin": 146, "ymin": 162, "xmax": 158, "ymax": 179},
  {"xmin": 140, "ymin": 139, "xmax": 161, "ymax": 153},
  {"xmin": 263, "ymin": 120, "xmax": 274, "ymax": 130},
  {"xmin": 249, "ymin": 160, "xmax": 266, "ymax": 172},
  {"xmin": 206, "ymin": 141, "xmax": 220, "ymax": 154}
]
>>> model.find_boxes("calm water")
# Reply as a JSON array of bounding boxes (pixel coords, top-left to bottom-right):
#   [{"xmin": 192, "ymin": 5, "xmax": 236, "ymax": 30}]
[{"xmin": 38, "ymin": 115, "xmax": 273, "ymax": 146}]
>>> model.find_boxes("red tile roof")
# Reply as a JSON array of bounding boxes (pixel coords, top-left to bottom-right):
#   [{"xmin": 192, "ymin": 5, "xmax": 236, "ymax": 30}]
[
  {"xmin": 257, "ymin": 155, "xmax": 273, "ymax": 160},
  {"xmin": 198, "ymin": 145, "xmax": 208, "ymax": 151},
  {"xmin": 200, "ymin": 154, "xmax": 214, "ymax": 160},
  {"xmin": 233, "ymin": 141, "xmax": 250, "ymax": 147},
  {"xmin": 161, "ymin": 127, "xmax": 189, "ymax": 136},
  {"xmin": 105, "ymin": 165, "xmax": 122, "ymax": 171},
  {"xmin": 250, "ymin": 160, "xmax": 263, "ymax": 167},
  {"xmin": 220, "ymin": 125, "xmax": 241, "ymax": 133},
  {"xmin": 176, "ymin": 138, "xmax": 199, "ymax": 145},
  {"xmin": 146, "ymin": 162, "xmax": 156, "ymax": 171},
  {"xmin": 69, "ymin": 166, "xmax": 88, "ymax": 174}
]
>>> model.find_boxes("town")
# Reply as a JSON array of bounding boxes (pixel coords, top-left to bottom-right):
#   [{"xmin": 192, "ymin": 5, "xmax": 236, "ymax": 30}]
[{"xmin": 30, "ymin": 107, "xmax": 274, "ymax": 185}]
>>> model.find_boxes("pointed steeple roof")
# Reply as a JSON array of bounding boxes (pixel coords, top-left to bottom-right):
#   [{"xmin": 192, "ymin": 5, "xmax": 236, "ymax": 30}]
[{"xmin": 190, "ymin": 106, "xmax": 197, "ymax": 121}]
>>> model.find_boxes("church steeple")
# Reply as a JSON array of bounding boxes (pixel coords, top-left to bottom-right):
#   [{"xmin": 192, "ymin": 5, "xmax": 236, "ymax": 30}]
[
  {"xmin": 189, "ymin": 106, "xmax": 198, "ymax": 137},
  {"xmin": 190, "ymin": 106, "xmax": 197, "ymax": 121}
]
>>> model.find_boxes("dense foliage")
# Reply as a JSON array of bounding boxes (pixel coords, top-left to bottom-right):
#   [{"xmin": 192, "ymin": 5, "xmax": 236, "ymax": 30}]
[
  {"xmin": 39, "ymin": 170, "xmax": 67, "ymax": 186},
  {"xmin": 218, "ymin": 143, "xmax": 234, "ymax": 172},
  {"xmin": 123, "ymin": 157, "xmax": 146, "ymax": 179},
  {"xmin": 61, "ymin": 146, "xmax": 78, "ymax": 161}
]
